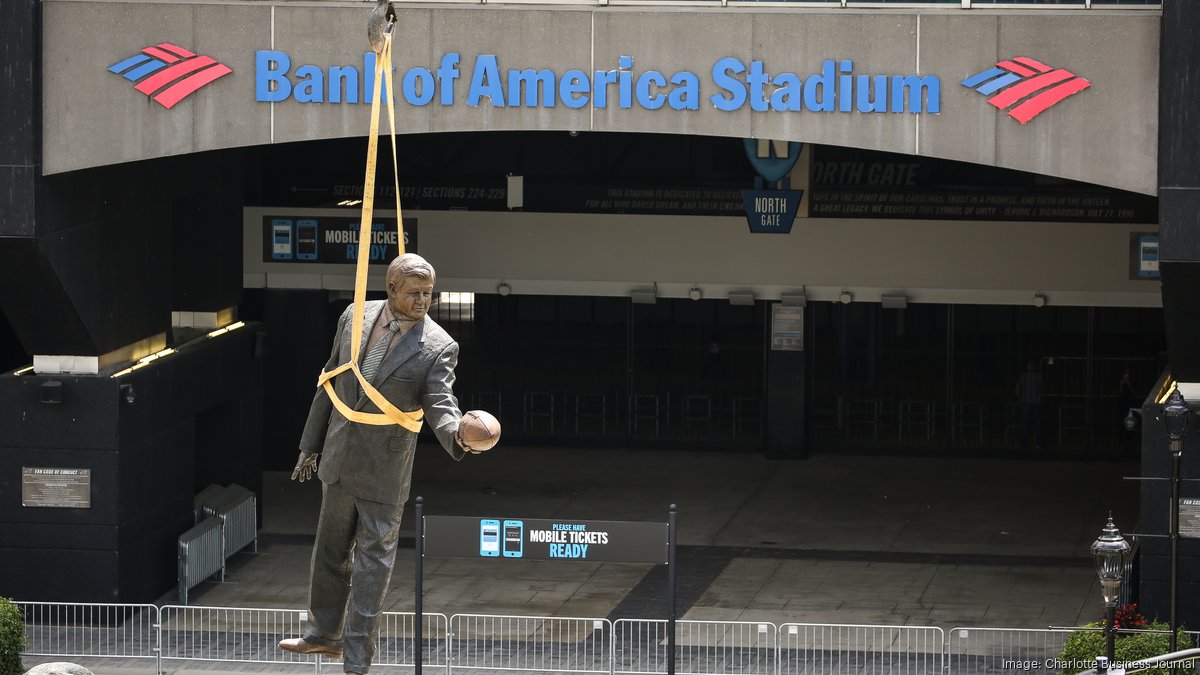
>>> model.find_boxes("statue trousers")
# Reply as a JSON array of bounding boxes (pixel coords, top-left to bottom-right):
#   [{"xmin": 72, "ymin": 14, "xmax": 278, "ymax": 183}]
[{"xmin": 302, "ymin": 480, "xmax": 406, "ymax": 674}]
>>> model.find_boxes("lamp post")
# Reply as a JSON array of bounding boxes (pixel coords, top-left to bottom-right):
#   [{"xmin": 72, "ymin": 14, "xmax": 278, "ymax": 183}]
[
  {"xmin": 1092, "ymin": 516, "xmax": 1132, "ymax": 672},
  {"xmin": 1162, "ymin": 389, "xmax": 1190, "ymax": 659}
]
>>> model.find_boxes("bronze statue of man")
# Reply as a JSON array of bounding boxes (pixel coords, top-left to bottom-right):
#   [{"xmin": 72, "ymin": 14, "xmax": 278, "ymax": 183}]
[{"xmin": 279, "ymin": 253, "xmax": 485, "ymax": 674}]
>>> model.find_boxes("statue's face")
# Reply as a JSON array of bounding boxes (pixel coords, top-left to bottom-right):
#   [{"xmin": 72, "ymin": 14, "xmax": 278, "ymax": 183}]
[{"xmin": 388, "ymin": 275, "xmax": 435, "ymax": 321}]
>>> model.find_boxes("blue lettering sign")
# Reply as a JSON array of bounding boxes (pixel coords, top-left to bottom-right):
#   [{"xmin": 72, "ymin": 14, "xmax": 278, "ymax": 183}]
[
  {"xmin": 804, "ymin": 60, "xmax": 835, "ymax": 112},
  {"xmin": 636, "ymin": 70, "xmax": 666, "ymax": 110},
  {"xmin": 710, "ymin": 57, "xmax": 746, "ymax": 112},
  {"xmin": 468, "ymin": 54, "xmax": 504, "ymax": 107},
  {"xmin": 294, "ymin": 65, "xmax": 324, "ymax": 103},
  {"xmin": 593, "ymin": 68, "xmax": 617, "ymax": 109},
  {"xmin": 251, "ymin": 51, "xmax": 941, "ymax": 115},
  {"xmin": 329, "ymin": 66, "xmax": 358, "ymax": 103},
  {"xmin": 509, "ymin": 69, "xmax": 556, "ymax": 107},
  {"xmin": 403, "ymin": 67, "xmax": 435, "ymax": 105},
  {"xmin": 256, "ymin": 50, "xmax": 291, "ymax": 102},
  {"xmin": 437, "ymin": 53, "xmax": 460, "ymax": 105},
  {"xmin": 617, "ymin": 56, "xmax": 633, "ymax": 109},
  {"xmin": 560, "ymin": 69, "xmax": 590, "ymax": 109},
  {"xmin": 668, "ymin": 71, "xmax": 699, "ymax": 110}
]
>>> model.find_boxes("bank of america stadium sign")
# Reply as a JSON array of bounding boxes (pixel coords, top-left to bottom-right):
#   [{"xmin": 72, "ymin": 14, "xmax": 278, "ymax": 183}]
[
  {"xmin": 104, "ymin": 46, "xmax": 1092, "ymax": 121},
  {"xmin": 253, "ymin": 52, "xmax": 941, "ymax": 113}
]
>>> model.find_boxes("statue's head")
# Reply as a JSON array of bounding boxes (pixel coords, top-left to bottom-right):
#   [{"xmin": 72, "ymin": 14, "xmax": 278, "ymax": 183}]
[{"xmin": 386, "ymin": 253, "xmax": 436, "ymax": 321}]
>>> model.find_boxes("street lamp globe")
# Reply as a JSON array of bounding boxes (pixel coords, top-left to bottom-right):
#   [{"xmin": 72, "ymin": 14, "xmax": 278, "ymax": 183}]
[
  {"xmin": 1091, "ymin": 516, "xmax": 1131, "ymax": 606},
  {"xmin": 1163, "ymin": 389, "xmax": 1190, "ymax": 455},
  {"xmin": 1091, "ymin": 516, "xmax": 1132, "ymax": 672}
]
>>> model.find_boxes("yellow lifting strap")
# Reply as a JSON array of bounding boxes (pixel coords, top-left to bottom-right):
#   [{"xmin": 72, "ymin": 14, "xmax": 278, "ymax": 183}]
[{"xmin": 314, "ymin": 35, "xmax": 423, "ymax": 433}]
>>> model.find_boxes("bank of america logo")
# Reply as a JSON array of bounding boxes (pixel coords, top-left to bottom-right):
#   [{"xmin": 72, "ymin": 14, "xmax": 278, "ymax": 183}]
[
  {"xmin": 107, "ymin": 44, "xmax": 232, "ymax": 110},
  {"xmin": 961, "ymin": 57, "xmax": 1091, "ymax": 125}
]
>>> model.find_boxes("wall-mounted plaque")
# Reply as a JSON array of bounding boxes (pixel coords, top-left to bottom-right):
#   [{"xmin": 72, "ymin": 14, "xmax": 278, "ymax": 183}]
[
  {"xmin": 22, "ymin": 467, "xmax": 91, "ymax": 508},
  {"xmin": 771, "ymin": 305, "xmax": 804, "ymax": 351},
  {"xmin": 1180, "ymin": 498, "xmax": 1200, "ymax": 539}
]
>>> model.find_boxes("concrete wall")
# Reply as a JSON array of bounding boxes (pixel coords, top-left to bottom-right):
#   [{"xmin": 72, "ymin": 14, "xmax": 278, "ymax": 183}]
[
  {"xmin": 243, "ymin": 207, "xmax": 1162, "ymax": 308},
  {"xmin": 43, "ymin": 3, "xmax": 1159, "ymax": 194}
]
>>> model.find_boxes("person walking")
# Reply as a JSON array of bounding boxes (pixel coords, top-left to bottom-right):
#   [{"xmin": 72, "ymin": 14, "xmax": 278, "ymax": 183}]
[{"xmin": 1016, "ymin": 360, "xmax": 1043, "ymax": 450}]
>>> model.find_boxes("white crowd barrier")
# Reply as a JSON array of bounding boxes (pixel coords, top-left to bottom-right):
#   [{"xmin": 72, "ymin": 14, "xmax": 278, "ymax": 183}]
[
  {"xmin": 450, "ymin": 613, "xmax": 611, "ymax": 673},
  {"xmin": 19, "ymin": 602, "xmax": 159, "ymax": 664},
  {"xmin": 778, "ymin": 622, "xmax": 943, "ymax": 674},
  {"xmin": 614, "ymin": 618, "xmax": 777, "ymax": 675},
  {"xmin": 22, "ymin": 602, "xmax": 1198, "ymax": 675}
]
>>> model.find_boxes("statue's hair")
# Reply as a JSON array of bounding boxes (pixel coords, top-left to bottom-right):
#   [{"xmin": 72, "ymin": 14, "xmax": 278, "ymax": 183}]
[{"xmin": 388, "ymin": 253, "xmax": 435, "ymax": 284}]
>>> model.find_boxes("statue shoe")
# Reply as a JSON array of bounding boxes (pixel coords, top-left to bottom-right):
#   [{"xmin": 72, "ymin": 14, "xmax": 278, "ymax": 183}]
[{"xmin": 278, "ymin": 637, "xmax": 343, "ymax": 658}]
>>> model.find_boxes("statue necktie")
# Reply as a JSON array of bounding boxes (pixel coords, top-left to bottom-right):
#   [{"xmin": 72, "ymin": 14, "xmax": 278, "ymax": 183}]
[{"xmin": 359, "ymin": 319, "xmax": 400, "ymax": 398}]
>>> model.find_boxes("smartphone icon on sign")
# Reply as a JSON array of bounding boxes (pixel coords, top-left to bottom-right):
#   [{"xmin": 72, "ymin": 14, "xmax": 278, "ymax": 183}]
[
  {"xmin": 480, "ymin": 519, "xmax": 500, "ymax": 557},
  {"xmin": 503, "ymin": 520, "xmax": 524, "ymax": 558},
  {"xmin": 296, "ymin": 220, "xmax": 319, "ymax": 261},
  {"xmin": 1139, "ymin": 235, "xmax": 1159, "ymax": 278},
  {"xmin": 272, "ymin": 219, "xmax": 293, "ymax": 260}
]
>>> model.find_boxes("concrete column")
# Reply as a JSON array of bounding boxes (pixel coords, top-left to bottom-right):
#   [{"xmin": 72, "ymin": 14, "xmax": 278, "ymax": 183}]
[
  {"xmin": 764, "ymin": 303, "xmax": 807, "ymax": 459},
  {"xmin": 1140, "ymin": 0, "xmax": 1200, "ymax": 630}
]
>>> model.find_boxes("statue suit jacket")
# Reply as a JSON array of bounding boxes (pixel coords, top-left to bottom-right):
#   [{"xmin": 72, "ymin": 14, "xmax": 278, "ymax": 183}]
[{"xmin": 299, "ymin": 300, "xmax": 465, "ymax": 505}]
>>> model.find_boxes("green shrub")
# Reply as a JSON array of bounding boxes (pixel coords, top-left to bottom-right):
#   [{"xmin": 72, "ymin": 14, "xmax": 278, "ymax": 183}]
[
  {"xmin": 1059, "ymin": 620, "xmax": 1193, "ymax": 674},
  {"xmin": 0, "ymin": 597, "xmax": 24, "ymax": 675}
]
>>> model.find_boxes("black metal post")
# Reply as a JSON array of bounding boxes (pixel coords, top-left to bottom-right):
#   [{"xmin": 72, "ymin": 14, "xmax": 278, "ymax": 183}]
[
  {"xmin": 1170, "ymin": 452, "xmax": 1180, "ymax": 660},
  {"xmin": 668, "ymin": 504, "xmax": 677, "ymax": 675},
  {"xmin": 415, "ymin": 496, "xmax": 424, "ymax": 675},
  {"xmin": 1106, "ymin": 604, "xmax": 1116, "ymax": 669}
]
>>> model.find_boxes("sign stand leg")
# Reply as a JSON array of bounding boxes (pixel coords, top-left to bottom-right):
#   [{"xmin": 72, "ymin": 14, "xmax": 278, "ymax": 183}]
[
  {"xmin": 415, "ymin": 496, "xmax": 424, "ymax": 675},
  {"xmin": 667, "ymin": 504, "xmax": 677, "ymax": 675}
]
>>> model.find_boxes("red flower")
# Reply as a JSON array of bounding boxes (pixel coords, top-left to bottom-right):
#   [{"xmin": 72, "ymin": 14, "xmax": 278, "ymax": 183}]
[{"xmin": 1106, "ymin": 603, "xmax": 1149, "ymax": 633}]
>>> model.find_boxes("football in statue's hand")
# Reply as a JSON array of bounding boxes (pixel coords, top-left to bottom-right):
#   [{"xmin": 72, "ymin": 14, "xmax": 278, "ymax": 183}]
[{"xmin": 458, "ymin": 410, "xmax": 501, "ymax": 451}]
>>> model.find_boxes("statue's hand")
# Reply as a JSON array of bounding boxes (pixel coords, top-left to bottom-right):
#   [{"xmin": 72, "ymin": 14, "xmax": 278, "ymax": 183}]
[
  {"xmin": 455, "ymin": 429, "xmax": 483, "ymax": 455},
  {"xmin": 291, "ymin": 451, "xmax": 319, "ymax": 482}
]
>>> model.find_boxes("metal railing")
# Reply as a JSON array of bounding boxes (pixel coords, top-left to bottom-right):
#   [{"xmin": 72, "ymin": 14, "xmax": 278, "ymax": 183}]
[
  {"xmin": 19, "ymin": 602, "xmax": 1199, "ymax": 675},
  {"xmin": 177, "ymin": 518, "xmax": 224, "ymax": 604},
  {"xmin": 392, "ymin": 0, "xmax": 1159, "ymax": 9},
  {"xmin": 19, "ymin": 602, "xmax": 159, "ymax": 664},
  {"xmin": 778, "ymin": 623, "xmax": 944, "ymax": 674},
  {"xmin": 159, "ymin": 605, "xmax": 314, "ymax": 666},
  {"xmin": 451, "ymin": 614, "xmax": 611, "ymax": 673},
  {"xmin": 377, "ymin": 611, "xmax": 452, "ymax": 669},
  {"xmin": 614, "ymin": 619, "xmax": 777, "ymax": 674},
  {"xmin": 946, "ymin": 626, "xmax": 1078, "ymax": 673}
]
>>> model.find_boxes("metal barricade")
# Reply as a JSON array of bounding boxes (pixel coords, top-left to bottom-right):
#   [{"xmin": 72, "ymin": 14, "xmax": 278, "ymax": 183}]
[
  {"xmin": 159, "ymin": 604, "xmax": 313, "ymax": 667},
  {"xmin": 314, "ymin": 612, "xmax": 451, "ymax": 671},
  {"xmin": 382, "ymin": 612, "xmax": 451, "ymax": 669},
  {"xmin": 202, "ymin": 483, "xmax": 258, "ymax": 560},
  {"xmin": 614, "ymin": 619, "xmax": 776, "ymax": 675},
  {"xmin": 946, "ymin": 627, "xmax": 1077, "ymax": 674},
  {"xmin": 192, "ymin": 483, "xmax": 226, "ymax": 524},
  {"xmin": 32, "ymin": 603, "xmax": 1200, "ymax": 675},
  {"xmin": 777, "ymin": 622, "xmax": 944, "ymax": 674},
  {"xmin": 449, "ymin": 613, "xmax": 612, "ymax": 674},
  {"xmin": 18, "ymin": 601, "xmax": 160, "ymax": 668},
  {"xmin": 178, "ymin": 517, "xmax": 224, "ymax": 603}
]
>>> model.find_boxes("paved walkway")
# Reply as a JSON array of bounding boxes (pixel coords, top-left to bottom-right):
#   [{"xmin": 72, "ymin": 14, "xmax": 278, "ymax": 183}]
[
  {"xmin": 198, "ymin": 446, "xmax": 1136, "ymax": 627},
  {"xmin": 23, "ymin": 446, "xmax": 1142, "ymax": 674}
]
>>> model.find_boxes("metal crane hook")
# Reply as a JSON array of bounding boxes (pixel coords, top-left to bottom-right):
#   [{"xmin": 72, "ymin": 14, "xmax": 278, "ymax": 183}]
[{"xmin": 367, "ymin": 0, "xmax": 397, "ymax": 54}]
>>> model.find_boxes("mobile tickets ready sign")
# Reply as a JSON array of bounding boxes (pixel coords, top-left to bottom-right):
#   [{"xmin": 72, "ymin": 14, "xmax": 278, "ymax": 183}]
[
  {"xmin": 260, "ymin": 216, "xmax": 417, "ymax": 264},
  {"xmin": 424, "ymin": 515, "xmax": 668, "ymax": 564}
]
